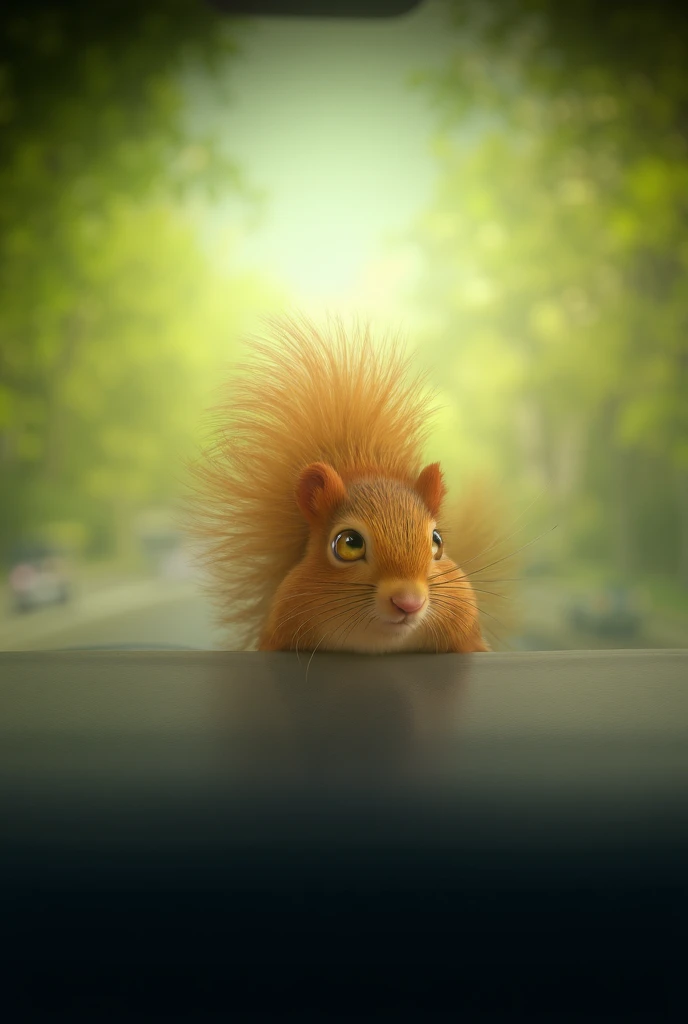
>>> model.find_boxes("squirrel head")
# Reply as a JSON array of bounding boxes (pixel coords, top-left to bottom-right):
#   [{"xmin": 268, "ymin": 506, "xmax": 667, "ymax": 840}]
[{"xmin": 284, "ymin": 460, "xmax": 476, "ymax": 653}]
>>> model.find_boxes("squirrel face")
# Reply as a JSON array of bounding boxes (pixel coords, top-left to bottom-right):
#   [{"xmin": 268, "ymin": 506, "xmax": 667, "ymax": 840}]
[
  {"xmin": 325, "ymin": 482, "xmax": 435, "ymax": 645},
  {"xmin": 260, "ymin": 460, "xmax": 481, "ymax": 654}
]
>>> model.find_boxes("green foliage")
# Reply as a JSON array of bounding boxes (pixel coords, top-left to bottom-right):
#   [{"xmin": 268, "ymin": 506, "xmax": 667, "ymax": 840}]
[
  {"xmin": 0, "ymin": 2, "xmax": 268, "ymax": 563},
  {"xmin": 410, "ymin": 0, "xmax": 688, "ymax": 582}
]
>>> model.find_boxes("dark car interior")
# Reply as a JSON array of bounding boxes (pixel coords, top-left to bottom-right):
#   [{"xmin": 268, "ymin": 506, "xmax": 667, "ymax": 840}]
[
  {"xmin": 2, "ymin": 1, "xmax": 687, "ymax": 1020},
  {"xmin": 3, "ymin": 648, "xmax": 687, "ymax": 1019}
]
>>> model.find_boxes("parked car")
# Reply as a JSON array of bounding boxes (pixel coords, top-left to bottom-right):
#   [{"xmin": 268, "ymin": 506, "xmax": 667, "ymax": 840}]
[
  {"xmin": 8, "ymin": 543, "xmax": 72, "ymax": 614},
  {"xmin": 566, "ymin": 584, "xmax": 643, "ymax": 639}
]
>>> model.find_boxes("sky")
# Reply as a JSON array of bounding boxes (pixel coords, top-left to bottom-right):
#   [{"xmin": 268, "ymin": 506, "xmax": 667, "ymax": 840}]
[{"xmin": 206, "ymin": 0, "xmax": 456, "ymax": 315}]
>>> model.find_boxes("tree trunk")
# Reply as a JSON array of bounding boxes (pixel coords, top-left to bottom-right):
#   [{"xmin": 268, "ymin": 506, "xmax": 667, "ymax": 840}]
[
  {"xmin": 677, "ymin": 465, "xmax": 688, "ymax": 588},
  {"xmin": 43, "ymin": 313, "xmax": 83, "ymax": 483},
  {"xmin": 613, "ymin": 446, "xmax": 634, "ymax": 580}
]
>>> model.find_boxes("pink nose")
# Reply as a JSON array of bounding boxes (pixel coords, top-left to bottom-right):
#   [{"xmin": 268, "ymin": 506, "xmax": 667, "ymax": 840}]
[{"xmin": 391, "ymin": 593, "xmax": 426, "ymax": 616}]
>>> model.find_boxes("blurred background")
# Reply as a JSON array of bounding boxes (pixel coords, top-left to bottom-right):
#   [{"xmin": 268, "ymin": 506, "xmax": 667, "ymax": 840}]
[{"xmin": 1, "ymin": 0, "xmax": 687, "ymax": 653}]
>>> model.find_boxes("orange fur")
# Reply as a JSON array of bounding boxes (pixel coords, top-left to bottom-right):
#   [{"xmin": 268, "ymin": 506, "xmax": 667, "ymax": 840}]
[
  {"xmin": 186, "ymin": 313, "xmax": 511, "ymax": 653},
  {"xmin": 414, "ymin": 463, "xmax": 446, "ymax": 519},
  {"xmin": 296, "ymin": 463, "xmax": 348, "ymax": 527}
]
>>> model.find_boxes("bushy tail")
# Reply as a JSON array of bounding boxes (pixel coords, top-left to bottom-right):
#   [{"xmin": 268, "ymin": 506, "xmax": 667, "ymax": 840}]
[
  {"xmin": 441, "ymin": 477, "xmax": 523, "ymax": 650},
  {"xmin": 185, "ymin": 312, "xmax": 438, "ymax": 649}
]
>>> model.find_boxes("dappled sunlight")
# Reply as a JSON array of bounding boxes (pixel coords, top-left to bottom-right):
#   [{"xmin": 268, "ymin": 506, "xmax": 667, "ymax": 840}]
[{"xmin": 1, "ymin": 0, "xmax": 687, "ymax": 651}]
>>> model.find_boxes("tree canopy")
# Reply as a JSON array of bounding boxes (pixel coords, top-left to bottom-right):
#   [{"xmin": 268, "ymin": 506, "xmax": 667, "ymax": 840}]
[
  {"xmin": 410, "ymin": 0, "xmax": 688, "ymax": 583},
  {"xmin": 0, "ymin": 2, "xmax": 266, "ymax": 561}
]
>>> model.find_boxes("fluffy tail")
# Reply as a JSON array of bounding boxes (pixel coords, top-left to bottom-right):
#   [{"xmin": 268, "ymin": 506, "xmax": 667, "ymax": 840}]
[
  {"xmin": 185, "ymin": 312, "xmax": 438, "ymax": 649},
  {"xmin": 440, "ymin": 477, "xmax": 523, "ymax": 651}
]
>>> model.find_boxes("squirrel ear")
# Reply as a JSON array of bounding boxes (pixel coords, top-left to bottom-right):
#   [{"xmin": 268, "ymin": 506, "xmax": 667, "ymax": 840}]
[
  {"xmin": 414, "ymin": 462, "xmax": 447, "ymax": 519},
  {"xmin": 296, "ymin": 462, "xmax": 348, "ymax": 526}
]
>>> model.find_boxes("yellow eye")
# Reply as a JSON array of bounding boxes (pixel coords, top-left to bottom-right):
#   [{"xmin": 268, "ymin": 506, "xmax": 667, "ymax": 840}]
[
  {"xmin": 333, "ymin": 530, "xmax": 366, "ymax": 562},
  {"xmin": 432, "ymin": 529, "xmax": 444, "ymax": 560}
]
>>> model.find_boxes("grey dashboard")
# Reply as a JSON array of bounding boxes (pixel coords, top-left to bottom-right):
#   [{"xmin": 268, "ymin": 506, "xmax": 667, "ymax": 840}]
[{"xmin": 2, "ymin": 648, "xmax": 686, "ymax": 1020}]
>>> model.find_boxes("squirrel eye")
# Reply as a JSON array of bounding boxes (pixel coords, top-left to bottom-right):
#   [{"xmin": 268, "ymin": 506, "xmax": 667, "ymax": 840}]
[
  {"xmin": 432, "ymin": 529, "xmax": 444, "ymax": 560},
  {"xmin": 332, "ymin": 529, "xmax": 366, "ymax": 562}
]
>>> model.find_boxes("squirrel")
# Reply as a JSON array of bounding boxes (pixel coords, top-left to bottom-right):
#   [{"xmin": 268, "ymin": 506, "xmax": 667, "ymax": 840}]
[{"xmin": 187, "ymin": 313, "xmax": 513, "ymax": 654}]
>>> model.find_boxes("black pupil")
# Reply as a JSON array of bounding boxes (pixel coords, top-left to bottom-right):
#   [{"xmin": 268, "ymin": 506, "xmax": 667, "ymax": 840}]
[
  {"xmin": 346, "ymin": 533, "xmax": 362, "ymax": 549},
  {"xmin": 433, "ymin": 531, "xmax": 441, "ymax": 545}
]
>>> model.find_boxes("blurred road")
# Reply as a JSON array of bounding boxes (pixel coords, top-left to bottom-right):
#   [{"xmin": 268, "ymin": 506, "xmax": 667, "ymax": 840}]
[
  {"xmin": 0, "ymin": 577, "xmax": 686, "ymax": 653},
  {"xmin": 0, "ymin": 578, "xmax": 227, "ymax": 652},
  {"xmin": 513, "ymin": 581, "xmax": 688, "ymax": 652}
]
